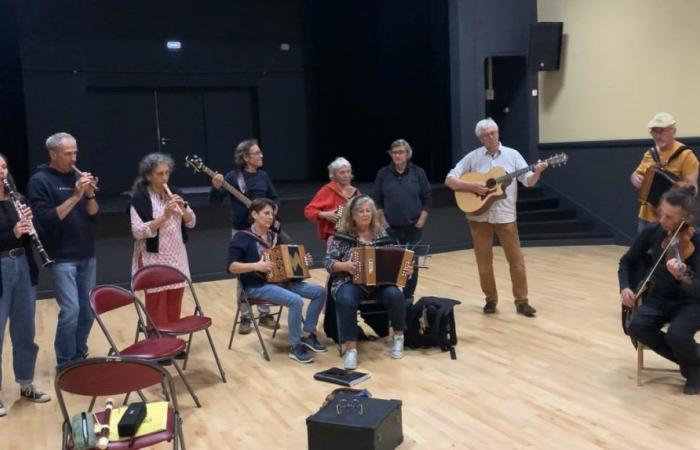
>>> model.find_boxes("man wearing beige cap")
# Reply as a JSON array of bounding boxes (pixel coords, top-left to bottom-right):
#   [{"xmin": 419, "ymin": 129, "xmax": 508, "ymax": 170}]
[{"xmin": 630, "ymin": 112, "xmax": 698, "ymax": 233}]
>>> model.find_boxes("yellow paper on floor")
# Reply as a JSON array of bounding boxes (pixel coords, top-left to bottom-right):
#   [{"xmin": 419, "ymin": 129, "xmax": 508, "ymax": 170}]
[{"xmin": 107, "ymin": 401, "xmax": 169, "ymax": 441}]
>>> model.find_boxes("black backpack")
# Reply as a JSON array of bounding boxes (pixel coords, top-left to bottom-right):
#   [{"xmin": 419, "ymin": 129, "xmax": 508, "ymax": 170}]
[{"xmin": 405, "ymin": 297, "xmax": 461, "ymax": 359}]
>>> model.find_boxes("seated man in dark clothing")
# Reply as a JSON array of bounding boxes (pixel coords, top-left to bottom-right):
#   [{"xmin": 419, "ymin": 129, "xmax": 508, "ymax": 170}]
[{"xmin": 618, "ymin": 184, "xmax": 700, "ymax": 394}]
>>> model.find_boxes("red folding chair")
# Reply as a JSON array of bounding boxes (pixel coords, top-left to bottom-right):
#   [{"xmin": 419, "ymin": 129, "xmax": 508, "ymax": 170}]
[
  {"xmin": 55, "ymin": 356, "xmax": 185, "ymax": 450},
  {"xmin": 131, "ymin": 264, "xmax": 226, "ymax": 383},
  {"xmin": 89, "ymin": 285, "xmax": 201, "ymax": 407}
]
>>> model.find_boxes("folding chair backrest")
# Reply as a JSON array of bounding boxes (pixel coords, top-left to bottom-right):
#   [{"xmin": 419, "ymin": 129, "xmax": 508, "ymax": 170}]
[
  {"xmin": 132, "ymin": 264, "xmax": 189, "ymax": 291},
  {"xmin": 57, "ymin": 357, "xmax": 166, "ymax": 397},
  {"xmin": 89, "ymin": 285, "xmax": 138, "ymax": 316}
]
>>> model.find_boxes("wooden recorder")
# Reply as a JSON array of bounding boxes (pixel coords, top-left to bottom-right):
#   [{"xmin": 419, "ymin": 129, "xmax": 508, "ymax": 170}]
[
  {"xmin": 350, "ymin": 246, "xmax": 414, "ymax": 288},
  {"xmin": 264, "ymin": 245, "xmax": 311, "ymax": 283}
]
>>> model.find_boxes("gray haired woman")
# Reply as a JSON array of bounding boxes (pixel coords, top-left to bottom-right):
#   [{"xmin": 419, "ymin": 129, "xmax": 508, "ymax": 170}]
[
  {"xmin": 304, "ymin": 157, "xmax": 360, "ymax": 243},
  {"xmin": 129, "ymin": 152, "xmax": 196, "ymax": 326}
]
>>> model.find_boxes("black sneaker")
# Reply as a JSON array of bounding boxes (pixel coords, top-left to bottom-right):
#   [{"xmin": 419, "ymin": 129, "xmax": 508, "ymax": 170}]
[
  {"xmin": 239, "ymin": 317, "xmax": 252, "ymax": 335},
  {"xmin": 302, "ymin": 333, "xmax": 327, "ymax": 353},
  {"xmin": 516, "ymin": 303, "xmax": 537, "ymax": 317},
  {"xmin": 20, "ymin": 385, "xmax": 51, "ymax": 403},
  {"xmin": 483, "ymin": 302, "xmax": 497, "ymax": 314},
  {"xmin": 289, "ymin": 344, "xmax": 314, "ymax": 364},
  {"xmin": 259, "ymin": 313, "xmax": 280, "ymax": 330}
]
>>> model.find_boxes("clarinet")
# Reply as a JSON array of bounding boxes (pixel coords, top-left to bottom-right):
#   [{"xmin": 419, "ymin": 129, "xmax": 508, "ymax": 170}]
[{"xmin": 3, "ymin": 179, "xmax": 55, "ymax": 267}]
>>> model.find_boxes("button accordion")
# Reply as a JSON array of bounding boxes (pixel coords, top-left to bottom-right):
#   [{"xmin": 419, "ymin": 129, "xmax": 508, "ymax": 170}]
[
  {"xmin": 638, "ymin": 166, "xmax": 679, "ymax": 210},
  {"xmin": 350, "ymin": 246, "xmax": 414, "ymax": 288},
  {"xmin": 263, "ymin": 245, "xmax": 311, "ymax": 283}
]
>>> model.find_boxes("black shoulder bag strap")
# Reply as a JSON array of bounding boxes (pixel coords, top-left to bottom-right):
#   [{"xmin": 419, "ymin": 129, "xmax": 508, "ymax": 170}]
[{"xmin": 665, "ymin": 145, "xmax": 693, "ymax": 166}]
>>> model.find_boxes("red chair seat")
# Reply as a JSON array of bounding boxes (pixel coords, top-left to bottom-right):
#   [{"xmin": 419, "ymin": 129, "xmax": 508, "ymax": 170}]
[
  {"xmin": 157, "ymin": 316, "xmax": 212, "ymax": 335},
  {"xmin": 120, "ymin": 337, "xmax": 186, "ymax": 360}
]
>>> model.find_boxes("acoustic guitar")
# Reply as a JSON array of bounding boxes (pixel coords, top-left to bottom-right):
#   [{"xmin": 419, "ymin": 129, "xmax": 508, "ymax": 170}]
[
  {"xmin": 184, "ymin": 154, "xmax": 290, "ymax": 241},
  {"xmin": 454, "ymin": 153, "xmax": 568, "ymax": 215}
]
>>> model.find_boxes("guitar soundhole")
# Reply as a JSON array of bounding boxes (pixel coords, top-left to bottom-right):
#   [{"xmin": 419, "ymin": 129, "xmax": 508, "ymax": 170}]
[{"xmin": 485, "ymin": 178, "xmax": 497, "ymax": 189}]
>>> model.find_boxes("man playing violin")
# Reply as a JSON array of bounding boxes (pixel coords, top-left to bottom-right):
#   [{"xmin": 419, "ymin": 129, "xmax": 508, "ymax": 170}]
[{"xmin": 618, "ymin": 184, "xmax": 700, "ymax": 394}]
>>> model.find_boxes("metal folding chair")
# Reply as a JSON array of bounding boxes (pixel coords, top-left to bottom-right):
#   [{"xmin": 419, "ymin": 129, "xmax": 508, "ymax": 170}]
[
  {"xmin": 227, "ymin": 278, "xmax": 283, "ymax": 361},
  {"xmin": 55, "ymin": 356, "xmax": 185, "ymax": 450},
  {"xmin": 89, "ymin": 285, "xmax": 201, "ymax": 407},
  {"xmin": 131, "ymin": 264, "xmax": 226, "ymax": 383}
]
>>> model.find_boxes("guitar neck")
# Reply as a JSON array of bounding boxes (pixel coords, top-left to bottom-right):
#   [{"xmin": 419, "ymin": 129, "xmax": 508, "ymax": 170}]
[
  {"xmin": 495, "ymin": 164, "xmax": 535, "ymax": 184},
  {"xmin": 200, "ymin": 166, "xmax": 251, "ymax": 207}
]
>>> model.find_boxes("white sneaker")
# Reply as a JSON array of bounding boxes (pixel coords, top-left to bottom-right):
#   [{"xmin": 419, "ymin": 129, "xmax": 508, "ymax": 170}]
[
  {"xmin": 0, "ymin": 399, "xmax": 6, "ymax": 417},
  {"xmin": 344, "ymin": 349, "xmax": 358, "ymax": 370},
  {"xmin": 390, "ymin": 335, "xmax": 405, "ymax": 359}
]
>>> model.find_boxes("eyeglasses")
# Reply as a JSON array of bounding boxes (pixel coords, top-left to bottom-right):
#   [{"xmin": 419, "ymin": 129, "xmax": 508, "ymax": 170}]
[
  {"xmin": 650, "ymin": 127, "xmax": 673, "ymax": 135},
  {"xmin": 248, "ymin": 151, "xmax": 263, "ymax": 156}
]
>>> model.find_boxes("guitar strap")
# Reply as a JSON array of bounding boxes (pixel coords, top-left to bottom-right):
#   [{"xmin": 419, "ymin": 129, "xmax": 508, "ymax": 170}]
[{"xmin": 236, "ymin": 170, "xmax": 248, "ymax": 194}]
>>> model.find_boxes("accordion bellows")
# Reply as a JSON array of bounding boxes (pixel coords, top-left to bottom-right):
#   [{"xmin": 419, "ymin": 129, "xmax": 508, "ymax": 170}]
[
  {"xmin": 350, "ymin": 247, "xmax": 414, "ymax": 288},
  {"xmin": 264, "ymin": 245, "xmax": 311, "ymax": 283}
]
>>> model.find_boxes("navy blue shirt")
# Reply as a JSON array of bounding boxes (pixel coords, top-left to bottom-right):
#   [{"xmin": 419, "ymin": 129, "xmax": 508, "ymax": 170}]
[
  {"xmin": 209, "ymin": 169, "xmax": 279, "ymax": 230},
  {"xmin": 373, "ymin": 162, "xmax": 432, "ymax": 227},
  {"xmin": 227, "ymin": 231, "xmax": 267, "ymax": 290},
  {"xmin": 27, "ymin": 165, "xmax": 96, "ymax": 261}
]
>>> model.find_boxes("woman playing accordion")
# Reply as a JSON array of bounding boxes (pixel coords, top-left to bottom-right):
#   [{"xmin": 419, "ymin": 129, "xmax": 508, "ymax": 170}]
[
  {"xmin": 325, "ymin": 194, "xmax": 412, "ymax": 370},
  {"xmin": 227, "ymin": 198, "xmax": 326, "ymax": 364}
]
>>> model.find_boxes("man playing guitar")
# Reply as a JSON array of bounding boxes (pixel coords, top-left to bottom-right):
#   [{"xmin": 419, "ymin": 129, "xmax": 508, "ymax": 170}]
[
  {"xmin": 445, "ymin": 118, "xmax": 547, "ymax": 317},
  {"xmin": 210, "ymin": 139, "xmax": 280, "ymax": 334}
]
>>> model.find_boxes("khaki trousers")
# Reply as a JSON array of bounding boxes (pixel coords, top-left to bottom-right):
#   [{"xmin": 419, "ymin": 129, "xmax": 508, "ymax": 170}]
[{"xmin": 468, "ymin": 221, "xmax": 528, "ymax": 305}]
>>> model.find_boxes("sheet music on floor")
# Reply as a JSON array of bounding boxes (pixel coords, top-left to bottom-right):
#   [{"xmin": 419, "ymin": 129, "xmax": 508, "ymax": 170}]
[{"xmin": 314, "ymin": 367, "xmax": 371, "ymax": 387}]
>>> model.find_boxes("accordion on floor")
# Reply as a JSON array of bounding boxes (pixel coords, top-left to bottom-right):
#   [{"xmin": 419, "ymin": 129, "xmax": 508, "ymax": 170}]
[
  {"xmin": 350, "ymin": 247, "xmax": 414, "ymax": 288},
  {"xmin": 264, "ymin": 245, "xmax": 311, "ymax": 283}
]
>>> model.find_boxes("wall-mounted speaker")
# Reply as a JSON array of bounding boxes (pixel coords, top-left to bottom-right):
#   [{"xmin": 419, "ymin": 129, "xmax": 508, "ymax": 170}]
[{"xmin": 528, "ymin": 22, "xmax": 563, "ymax": 71}]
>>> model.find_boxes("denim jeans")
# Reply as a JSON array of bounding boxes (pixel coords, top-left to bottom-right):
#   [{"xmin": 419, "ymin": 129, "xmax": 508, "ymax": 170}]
[
  {"xmin": 335, "ymin": 283, "xmax": 406, "ymax": 343},
  {"xmin": 387, "ymin": 225, "xmax": 422, "ymax": 299},
  {"xmin": 52, "ymin": 257, "xmax": 96, "ymax": 370},
  {"xmin": 0, "ymin": 255, "xmax": 39, "ymax": 390},
  {"xmin": 244, "ymin": 281, "xmax": 325, "ymax": 346}
]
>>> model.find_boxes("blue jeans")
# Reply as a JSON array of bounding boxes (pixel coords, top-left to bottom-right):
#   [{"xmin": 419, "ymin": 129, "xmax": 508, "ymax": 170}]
[
  {"xmin": 245, "ymin": 281, "xmax": 325, "ymax": 346},
  {"xmin": 52, "ymin": 258, "xmax": 96, "ymax": 370},
  {"xmin": 335, "ymin": 283, "xmax": 407, "ymax": 343},
  {"xmin": 0, "ymin": 255, "xmax": 39, "ymax": 390}
]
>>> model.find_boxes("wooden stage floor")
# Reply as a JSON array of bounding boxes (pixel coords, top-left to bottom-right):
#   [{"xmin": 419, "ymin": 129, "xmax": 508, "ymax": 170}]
[{"xmin": 2, "ymin": 245, "xmax": 698, "ymax": 449}]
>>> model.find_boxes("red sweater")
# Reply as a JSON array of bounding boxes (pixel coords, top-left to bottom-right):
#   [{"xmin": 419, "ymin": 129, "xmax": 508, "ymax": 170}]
[{"xmin": 304, "ymin": 182, "xmax": 360, "ymax": 241}]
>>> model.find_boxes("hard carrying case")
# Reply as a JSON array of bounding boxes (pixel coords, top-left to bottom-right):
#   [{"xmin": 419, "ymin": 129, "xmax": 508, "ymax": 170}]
[{"xmin": 306, "ymin": 393, "xmax": 403, "ymax": 450}]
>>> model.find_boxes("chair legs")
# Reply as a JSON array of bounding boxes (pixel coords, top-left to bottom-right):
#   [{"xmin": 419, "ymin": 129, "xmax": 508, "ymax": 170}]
[
  {"xmin": 204, "ymin": 328, "xmax": 227, "ymax": 382},
  {"xmin": 172, "ymin": 359, "xmax": 201, "ymax": 408},
  {"xmin": 228, "ymin": 299, "xmax": 279, "ymax": 362},
  {"xmin": 637, "ymin": 344, "xmax": 644, "ymax": 387},
  {"xmin": 636, "ymin": 343, "xmax": 681, "ymax": 386},
  {"xmin": 271, "ymin": 305, "xmax": 283, "ymax": 339}
]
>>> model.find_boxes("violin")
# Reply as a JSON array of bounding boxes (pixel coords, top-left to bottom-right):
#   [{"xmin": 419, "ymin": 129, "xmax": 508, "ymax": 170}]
[
  {"xmin": 622, "ymin": 221, "xmax": 694, "ymax": 347},
  {"xmin": 661, "ymin": 222, "xmax": 695, "ymax": 267}
]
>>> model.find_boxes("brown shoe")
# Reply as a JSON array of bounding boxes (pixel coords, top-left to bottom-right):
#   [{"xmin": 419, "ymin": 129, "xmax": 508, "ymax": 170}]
[
  {"xmin": 483, "ymin": 302, "xmax": 497, "ymax": 314},
  {"xmin": 516, "ymin": 303, "xmax": 537, "ymax": 317},
  {"xmin": 239, "ymin": 318, "xmax": 252, "ymax": 335},
  {"xmin": 259, "ymin": 313, "xmax": 280, "ymax": 330}
]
